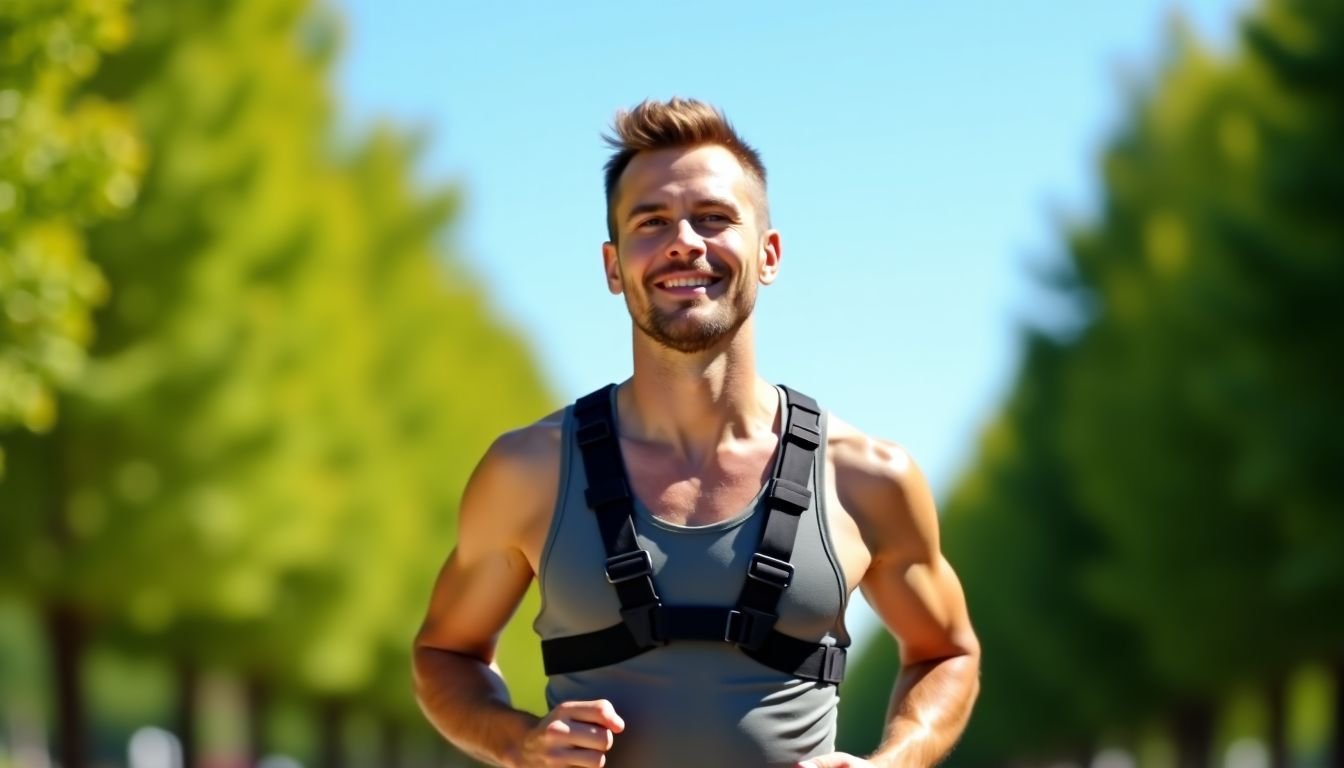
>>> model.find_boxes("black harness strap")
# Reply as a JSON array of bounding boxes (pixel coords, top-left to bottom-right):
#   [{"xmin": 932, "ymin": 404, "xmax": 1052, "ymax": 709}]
[
  {"xmin": 543, "ymin": 606, "xmax": 846, "ymax": 684},
  {"xmin": 540, "ymin": 384, "xmax": 847, "ymax": 685},
  {"xmin": 572, "ymin": 385, "xmax": 664, "ymax": 649},
  {"xmin": 725, "ymin": 386, "xmax": 821, "ymax": 652}
]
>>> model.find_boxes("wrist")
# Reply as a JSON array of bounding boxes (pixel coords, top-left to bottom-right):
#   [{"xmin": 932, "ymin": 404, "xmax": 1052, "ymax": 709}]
[{"xmin": 495, "ymin": 709, "xmax": 541, "ymax": 768}]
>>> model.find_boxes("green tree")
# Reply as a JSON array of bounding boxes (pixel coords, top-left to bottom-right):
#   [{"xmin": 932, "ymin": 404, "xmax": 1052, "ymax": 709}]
[
  {"xmin": 847, "ymin": 3, "xmax": 1344, "ymax": 766},
  {"xmin": 0, "ymin": 2, "xmax": 355, "ymax": 763},
  {"xmin": 837, "ymin": 335, "xmax": 1160, "ymax": 766},
  {"xmin": 946, "ymin": 334, "xmax": 1160, "ymax": 765},
  {"xmin": 0, "ymin": 0, "xmax": 142, "ymax": 463},
  {"xmin": 1057, "ymin": 1, "xmax": 1344, "ymax": 761},
  {"xmin": 0, "ymin": 2, "xmax": 554, "ymax": 766}
]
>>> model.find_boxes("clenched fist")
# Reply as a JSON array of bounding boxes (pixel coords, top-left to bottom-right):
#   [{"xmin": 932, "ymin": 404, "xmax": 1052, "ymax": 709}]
[{"xmin": 510, "ymin": 699, "xmax": 626, "ymax": 768}]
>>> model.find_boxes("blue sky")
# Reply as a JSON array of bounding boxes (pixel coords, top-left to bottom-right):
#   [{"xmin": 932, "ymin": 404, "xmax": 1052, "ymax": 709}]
[{"xmin": 333, "ymin": 0, "xmax": 1247, "ymax": 641}]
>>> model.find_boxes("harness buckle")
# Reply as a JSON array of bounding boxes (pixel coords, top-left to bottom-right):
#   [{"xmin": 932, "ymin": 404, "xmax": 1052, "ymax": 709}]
[
  {"xmin": 766, "ymin": 478, "xmax": 811, "ymax": 515},
  {"xmin": 822, "ymin": 645, "xmax": 848, "ymax": 684},
  {"xmin": 785, "ymin": 421, "xmax": 821, "ymax": 450},
  {"xmin": 747, "ymin": 553, "xmax": 795, "ymax": 589},
  {"xmin": 604, "ymin": 550, "xmax": 654, "ymax": 584},
  {"xmin": 576, "ymin": 419, "xmax": 612, "ymax": 447}
]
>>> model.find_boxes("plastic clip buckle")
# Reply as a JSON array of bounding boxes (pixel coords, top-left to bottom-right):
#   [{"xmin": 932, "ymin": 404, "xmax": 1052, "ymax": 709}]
[
  {"xmin": 747, "ymin": 553, "xmax": 795, "ymax": 589},
  {"xmin": 821, "ymin": 646, "xmax": 847, "ymax": 684},
  {"xmin": 785, "ymin": 421, "xmax": 821, "ymax": 450},
  {"xmin": 604, "ymin": 550, "xmax": 653, "ymax": 584}
]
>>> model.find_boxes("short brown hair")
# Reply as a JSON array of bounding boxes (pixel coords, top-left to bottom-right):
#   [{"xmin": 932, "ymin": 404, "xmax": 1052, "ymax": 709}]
[{"xmin": 602, "ymin": 98, "xmax": 768, "ymax": 242}]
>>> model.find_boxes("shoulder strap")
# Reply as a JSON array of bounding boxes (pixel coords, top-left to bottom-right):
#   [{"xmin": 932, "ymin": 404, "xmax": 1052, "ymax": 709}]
[
  {"xmin": 571, "ymin": 384, "xmax": 664, "ymax": 649},
  {"xmin": 724, "ymin": 386, "xmax": 821, "ymax": 651}
]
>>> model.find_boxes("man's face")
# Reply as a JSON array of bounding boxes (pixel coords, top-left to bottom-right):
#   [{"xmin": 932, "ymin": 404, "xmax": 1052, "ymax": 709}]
[{"xmin": 602, "ymin": 144, "xmax": 780, "ymax": 354}]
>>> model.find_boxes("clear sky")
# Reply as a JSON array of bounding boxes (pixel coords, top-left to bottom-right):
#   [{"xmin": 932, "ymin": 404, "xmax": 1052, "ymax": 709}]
[{"xmin": 333, "ymin": 0, "xmax": 1247, "ymax": 641}]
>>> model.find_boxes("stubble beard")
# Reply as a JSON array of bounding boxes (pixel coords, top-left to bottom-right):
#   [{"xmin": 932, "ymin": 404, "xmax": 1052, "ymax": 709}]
[{"xmin": 633, "ymin": 270, "xmax": 756, "ymax": 355}]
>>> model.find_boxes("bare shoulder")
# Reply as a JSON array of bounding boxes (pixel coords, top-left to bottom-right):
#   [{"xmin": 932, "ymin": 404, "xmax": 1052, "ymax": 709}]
[
  {"xmin": 824, "ymin": 416, "xmax": 979, "ymax": 667},
  {"xmin": 459, "ymin": 407, "xmax": 567, "ymax": 563},
  {"xmin": 416, "ymin": 409, "xmax": 568, "ymax": 658},
  {"xmin": 479, "ymin": 407, "xmax": 566, "ymax": 477},
  {"xmin": 824, "ymin": 412, "xmax": 940, "ymax": 565}
]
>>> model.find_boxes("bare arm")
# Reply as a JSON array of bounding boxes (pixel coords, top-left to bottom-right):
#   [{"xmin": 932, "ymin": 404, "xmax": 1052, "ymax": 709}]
[
  {"xmin": 837, "ymin": 437, "xmax": 981, "ymax": 767},
  {"xmin": 413, "ymin": 421, "xmax": 626, "ymax": 768},
  {"xmin": 412, "ymin": 430, "xmax": 544, "ymax": 765},
  {"xmin": 867, "ymin": 557, "xmax": 980, "ymax": 766}
]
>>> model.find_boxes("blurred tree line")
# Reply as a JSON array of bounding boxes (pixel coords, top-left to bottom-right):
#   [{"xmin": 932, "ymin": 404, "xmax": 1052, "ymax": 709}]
[
  {"xmin": 839, "ymin": 0, "xmax": 1343, "ymax": 766},
  {"xmin": 2, "ymin": 1, "xmax": 551, "ymax": 766}
]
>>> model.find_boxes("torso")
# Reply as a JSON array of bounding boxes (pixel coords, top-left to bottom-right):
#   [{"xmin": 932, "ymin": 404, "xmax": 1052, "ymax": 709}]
[{"xmin": 528, "ymin": 388, "xmax": 854, "ymax": 768}]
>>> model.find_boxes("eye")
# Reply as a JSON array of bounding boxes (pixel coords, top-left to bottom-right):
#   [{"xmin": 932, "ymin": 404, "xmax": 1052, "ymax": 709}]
[{"xmin": 637, "ymin": 217, "xmax": 668, "ymax": 229}]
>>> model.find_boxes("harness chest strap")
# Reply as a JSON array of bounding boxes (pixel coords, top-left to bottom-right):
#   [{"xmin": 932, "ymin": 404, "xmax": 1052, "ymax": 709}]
[{"xmin": 539, "ymin": 383, "xmax": 847, "ymax": 686}]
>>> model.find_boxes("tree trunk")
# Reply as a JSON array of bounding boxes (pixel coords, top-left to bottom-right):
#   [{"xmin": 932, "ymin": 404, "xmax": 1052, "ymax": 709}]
[
  {"xmin": 1172, "ymin": 699, "xmax": 1215, "ymax": 768},
  {"xmin": 1072, "ymin": 740, "xmax": 1095, "ymax": 767},
  {"xmin": 175, "ymin": 660, "xmax": 199, "ymax": 768},
  {"xmin": 244, "ymin": 677, "xmax": 271, "ymax": 765},
  {"xmin": 1266, "ymin": 674, "xmax": 1288, "ymax": 768},
  {"xmin": 317, "ymin": 698, "xmax": 346, "ymax": 768},
  {"xmin": 380, "ymin": 718, "xmax": 402, "ymax": 768},
  {"xmin": 1332, "ymin": 659, "xmax": 1344, "ymax": 768},
  {"xmin": 46, "ymin": 603, "xmax": 88, "ymax": 768}
]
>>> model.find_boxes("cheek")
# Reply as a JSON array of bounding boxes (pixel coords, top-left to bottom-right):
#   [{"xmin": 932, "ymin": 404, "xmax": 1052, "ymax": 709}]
[{"xmin": 622, "ymin": 242, "xmax": 664, "ymax": 274}]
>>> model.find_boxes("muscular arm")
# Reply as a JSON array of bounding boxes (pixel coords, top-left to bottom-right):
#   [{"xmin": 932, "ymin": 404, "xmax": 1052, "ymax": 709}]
[
  {"xmin": 837, "ymin": 435, "xmax": 981, "ymax": 767},
  {"xmin": 412, "ymin": 427, "xmax": 553, "ymax": 766}
]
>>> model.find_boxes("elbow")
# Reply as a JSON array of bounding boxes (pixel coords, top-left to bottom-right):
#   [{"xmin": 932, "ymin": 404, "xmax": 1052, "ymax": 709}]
[
  {"xmin": 949, "ymin": 621, "xmax": 981, "ymax": 667},
  {"xmin": 410, "ymin": 639, "xmax": 437, "ymax": 703},
  {"xmin": 410, "ymin": 628, "xmax": 456, "ymax": 700}
]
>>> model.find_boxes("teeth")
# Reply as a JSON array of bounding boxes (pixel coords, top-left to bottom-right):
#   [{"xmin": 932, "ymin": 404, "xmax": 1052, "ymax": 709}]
[{"xmin": 663, "ymin": 277, "xmax": 715, "ymax": 288}]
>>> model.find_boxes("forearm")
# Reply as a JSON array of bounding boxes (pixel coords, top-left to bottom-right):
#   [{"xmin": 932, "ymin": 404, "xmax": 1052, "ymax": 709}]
[
  {"xmin": 413, "ymin": 646, "xmax": 540, "ymax": 767},
  {"xmin": 868, "ymin": 653, "xmax": 981, "ymax": 767}
]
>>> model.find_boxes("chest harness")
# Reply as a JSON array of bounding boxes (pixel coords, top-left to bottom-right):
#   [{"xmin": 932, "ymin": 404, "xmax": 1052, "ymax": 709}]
[{"xmin": 539, "ymin": 384, "xmax": 848, "ymax": 685}]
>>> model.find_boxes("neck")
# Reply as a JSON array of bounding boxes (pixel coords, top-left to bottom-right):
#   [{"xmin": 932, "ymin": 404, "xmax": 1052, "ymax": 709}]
[{"xmin": 619, "ymin": 318, "xmax": 777, "ymax": 465}]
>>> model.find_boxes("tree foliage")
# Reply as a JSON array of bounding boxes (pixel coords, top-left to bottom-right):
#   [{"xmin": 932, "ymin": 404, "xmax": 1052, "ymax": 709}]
[
  {"xmin": 0, "ymin": 0, "xmax": 143, "ymax": 453},
  {"xmin": 1, "ymin": 0, "xmax": 553, "ymax": 761},
  {"xmin": 840, "ymin": 0, "xmax": 1344, "ymax": 762}
]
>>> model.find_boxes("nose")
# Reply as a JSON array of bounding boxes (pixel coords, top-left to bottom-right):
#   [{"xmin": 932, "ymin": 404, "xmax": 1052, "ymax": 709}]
[{"xmin": 664, "ymin": 218, "xmax": 706, "ymax": 261}]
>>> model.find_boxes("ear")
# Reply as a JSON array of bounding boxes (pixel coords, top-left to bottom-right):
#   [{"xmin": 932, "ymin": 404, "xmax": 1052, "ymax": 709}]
[
  {"xmin": 757, "ymin": 229, "xmax": 782, "ymax": 285},
  {"xmin": 602, "ymin": 241, "xmax": 623, "ymax": 295}
]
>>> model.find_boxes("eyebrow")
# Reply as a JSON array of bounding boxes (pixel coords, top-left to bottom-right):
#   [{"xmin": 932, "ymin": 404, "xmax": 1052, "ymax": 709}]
[
  {"xmin": 624, "ymin": 197, "xmax": 743, "ymax": 224},
  {"xmin": 625, "ymin": 202, "xmax": 668, "ymax": 223}
]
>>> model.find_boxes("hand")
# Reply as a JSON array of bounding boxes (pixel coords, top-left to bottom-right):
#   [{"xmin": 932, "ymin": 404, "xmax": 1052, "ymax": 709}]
[
  {"xmin": 511, "ymin": 699, "xmax": 625, "ymax": 767},
  {"xmin": 797, "ymin": 753, "xmax": 877, "ymax": 768}
]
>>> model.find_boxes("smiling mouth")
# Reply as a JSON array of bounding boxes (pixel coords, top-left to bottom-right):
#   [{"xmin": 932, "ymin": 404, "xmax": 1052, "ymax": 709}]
[{"xmin": 654, "ymin": 275, "xmax": 723, "ymax": 290}]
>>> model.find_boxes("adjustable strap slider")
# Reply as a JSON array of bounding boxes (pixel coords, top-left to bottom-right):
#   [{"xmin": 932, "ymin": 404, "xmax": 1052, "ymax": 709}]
[
  {"xmin": 747, "ymin": 553, "xmax": 795, "ymax": 589},
  {"xmin": 767, "ymin": 478, "xmax": 811, "ymax": 515},
  {"xmin": 576, "ymin": 418, "xmax": 612, "ymax": 447},
  {"xmin": 604, "ymin": 550, "xmax": 654, "ymax": 584},
  {"xmin": 724, "ymin": 607, "xmax": 777, "ymax": 651},
  {"xmin": 786, "ymin": 421, "xmax": 821, "ymax": 450},
  {"xmin": 821, "ymin": 646, "xmax": 848, "ymax": 684}
]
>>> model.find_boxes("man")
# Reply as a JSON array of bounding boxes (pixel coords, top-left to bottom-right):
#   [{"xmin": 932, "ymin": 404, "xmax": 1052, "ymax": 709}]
[{"xmin": 413, "ymin": 98, "xmax": 980, "ymax": 768}]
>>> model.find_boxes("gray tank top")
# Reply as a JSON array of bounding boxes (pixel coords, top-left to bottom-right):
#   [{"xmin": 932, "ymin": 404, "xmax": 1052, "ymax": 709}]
[{"xmin": 533, "ymin": 386, "xmax": 851, "ymax": 768}]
